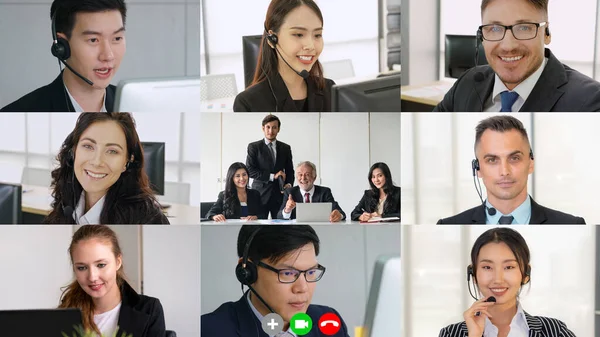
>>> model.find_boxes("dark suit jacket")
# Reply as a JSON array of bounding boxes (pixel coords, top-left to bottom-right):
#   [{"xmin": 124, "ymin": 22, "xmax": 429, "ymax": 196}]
[
  {"xmin": 433, "ymin": 48, "xmax": 600, "ymax": 112},
  {"xmin": 436, "ymin": 197, "xmax": 585, "ymax": 224},
  {"xmin": 201, "ymin": 291, "xmax": 350, "ymax": 337},
  {"xmin": 350, "ymin": 186, "xmax": 401, "ymax": 221},
  {"xmin": 277, "ymin": 185, "xmax": 346, "ymax": 220},
  {"xmin": 206, "ymin": 189, "xmax": 265, "ymax": 220},
  {"xmin": 246, "ymin": 139, "xmax": 294, "ymax": 205},
  {"xmin": 439, "ymin": 311, "xmax": 576, "ymax": 337},
  {"xmin": 0, "ymin": 71, "xmax": 116, "ymax": 112},
  {"xmin": 116, "ymin": 281, "xmax": 166, "ymax": 337},
  {"xmin": 233, "ymin": 71, "xmax": 335, "ymax": 112}
]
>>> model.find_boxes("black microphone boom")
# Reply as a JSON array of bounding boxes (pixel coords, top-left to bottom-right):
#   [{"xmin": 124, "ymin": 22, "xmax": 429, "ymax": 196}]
[
  {"xmin": 275, "ymin": 47, "xmax": 309, "ymax": 80},
  {"xmin": 61, "ymin": 60, "xmax": 94, "ymax": 86},
  {"xmin": 248, "ymin": 285, "xmax": 276, "ymax": 313}
]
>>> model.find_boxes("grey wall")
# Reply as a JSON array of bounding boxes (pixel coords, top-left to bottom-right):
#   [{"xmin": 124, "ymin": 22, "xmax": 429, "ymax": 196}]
[
  {"xmin": 200, "ymin": 224, "xmax": 401, "ymax": 334},
  {"xmin": 0, "ymin": 0, "xmax": 200, "ymax": 108}
]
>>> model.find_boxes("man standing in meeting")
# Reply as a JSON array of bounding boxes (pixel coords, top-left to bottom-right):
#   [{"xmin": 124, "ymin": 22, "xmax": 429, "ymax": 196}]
[
  {"xmin": 246, "ymin": 114, "xmax": 294, "ymax": 219},
  {"xmin": 433, "ymin": 0, "xmax": 600, "ymax": 112},
  {"xmin": 278, "ymin": 161, "xmax": 345, "ymax": 222},
  {"xmin": 438, "ymin": 115, "xmax": 585, "ymax": 224}
]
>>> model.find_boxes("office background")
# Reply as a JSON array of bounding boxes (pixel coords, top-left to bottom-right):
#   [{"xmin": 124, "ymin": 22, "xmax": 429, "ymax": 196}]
[
  {"xmin": 0, "ymin": 0, "xmax": 200, "ymax": 108},
  {"xmin": 401, "ymin": 0, "xmax": 600, "ymax": 85},
  {"xmin": 200, "ymin": 0, "xmax": 387, "ymax": 92},
  {"xmin": 200, "ymin": 112, "xmax": 401, "ymax": 219},
  {"xmin": 200, "ymin": 224, "xmax": 401, "ymax": 337},
  {"xmin": 0, "ymin": 225, "xmax": 201, "ymax": 337},
  {"xmin": 401, "ymin": 113, "xmax": 600, "ymax": 225},
  {"xmin": 401, "ymin": 225, "xmax": 595, "ymax": 337},
  {"xmin": 0, "ymin": 112, "xmax": 200, "ymax": 206}
]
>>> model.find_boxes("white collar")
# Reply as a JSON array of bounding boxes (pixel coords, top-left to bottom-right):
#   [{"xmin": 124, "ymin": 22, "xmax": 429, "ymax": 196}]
[
  {"xmin": 299, "ymin": 185, "xmax": 316, "ymax": 197},
  {"xmin": 264, "ymin": 138, "xmax": 277, "ymax": 146},
  {"xmin": 74, "ymin": 191, "xmax": 106, "ymax": 225},
  {"xmin": 64, "ymin": 84, "xmax": 107, "ymax": 112},
  {"xmin": 483, "ymin": 301, "xmax": 529, "ymax": 337},
  {"xmin": 491, "ymin": 57, "xmax": 548, "ymax": 106}
]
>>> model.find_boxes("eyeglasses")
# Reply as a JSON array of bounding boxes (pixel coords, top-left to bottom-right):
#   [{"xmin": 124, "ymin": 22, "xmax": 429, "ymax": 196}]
[
  {"xmin": 257, "ymin": 261, "xmax": 326, "ymax": 283},
  {"xmin": 478, "ymin": 22, "xmax": 547, "ymax": 41}
]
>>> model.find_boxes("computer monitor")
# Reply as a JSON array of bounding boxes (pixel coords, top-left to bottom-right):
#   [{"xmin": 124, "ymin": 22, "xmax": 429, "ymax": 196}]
[
  {"xmin": 114, "ymin": 77, "xmax": 201, "ymax": 112},
  {"xmin": 142, "ymin": 142, "xmax": 165, "ymax": 196},
  {"xmin": 0, "ymin": 182, "xmax": 22, "ymax": 224},
  {"xmin": 445, "ymin": 34, "xmax": 488, "ymax": 78},
  {"xmin": 363, "ymin": 255, "xmax": 401, "ymax": 337},
  {"xmin": 332, "ymin": 74, "xmax": 401, "ymax": 112},
  {"xmin": 242, "ymin": 35, "xmax": 263, "ymax": 89},
  {"xmin": 0, "ymin": 308, "xmax": 83, "ymax": 337}
]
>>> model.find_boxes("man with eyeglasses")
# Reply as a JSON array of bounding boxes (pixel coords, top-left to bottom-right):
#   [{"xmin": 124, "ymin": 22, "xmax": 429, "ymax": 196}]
[
  {"xmin": 434, "ymin": 0, "xmax": 600, "ymax": 112},
  {"xmin": 201, "ymin": 225, "xmax": 350, "ymax": 337}
]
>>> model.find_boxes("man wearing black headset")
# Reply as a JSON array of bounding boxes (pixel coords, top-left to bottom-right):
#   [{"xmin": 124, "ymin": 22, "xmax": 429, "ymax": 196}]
[
  {"xmin": 0, "ymin": 0, "xmax": 126, "ymax": 112},
  {"xmin": 201, "ymin": 225, "xmax": 350, "ymax": 337},
  {"xmin": 437, "ymin": 115, "xmax": 585, "ymax": 224},
  {"xmin": 433, "ymin": 0, "xmax": 600, "ymax": 112}
]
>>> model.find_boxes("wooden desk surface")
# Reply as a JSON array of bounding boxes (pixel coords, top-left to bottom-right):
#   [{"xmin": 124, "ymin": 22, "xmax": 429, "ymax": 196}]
[
  {"xmin": 21, "ymin": 185, "xmax": 200, "ymax": 225},
  {"xmin": 401, "ymin": 80, "xmax": 455, "ymax": 106}
]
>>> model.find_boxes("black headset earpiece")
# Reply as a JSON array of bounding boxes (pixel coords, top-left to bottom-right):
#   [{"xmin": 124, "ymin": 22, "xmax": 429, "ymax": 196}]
[
  {"xmin": 235, "ymin": 227, "xmax": 262, "ymax": 286},
  {"xmin": 467, "ymin": 265, "xmax": 474, "ymax": 282},
  {"xmin": 545, "ymin": 27, "xmax": 550, "ymax": 37},
  {"xmin": 471, "ymin": 159, "xmax": 480, "ymax": 176},
  {"xmin": 476, "ymin": 28, "xmax": 483, "ymax": 43},
  {"xmin": 264, "ymin": 24, "xmax": 278, "ymax": 46},
  {"xmin": 51, "ymin": 12, "xmax": 71, "ymax": 61}
]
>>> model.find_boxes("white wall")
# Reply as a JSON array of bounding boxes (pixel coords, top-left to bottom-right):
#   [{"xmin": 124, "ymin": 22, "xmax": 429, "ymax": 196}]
[
  {"xmin": 401, "ymin": 113, "xmax": 600, "ymax": 225},
  {"xmin": 200, "ymin": 112, "xmax": 401, "ymax": 218},
  {"xmin": 403, "ymin": 225, "xmax": 595, "ymax": 337}
]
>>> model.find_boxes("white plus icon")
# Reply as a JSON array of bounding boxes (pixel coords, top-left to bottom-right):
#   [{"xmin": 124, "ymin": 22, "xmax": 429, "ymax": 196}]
[{"xmin": 267, "ymin": 318, "xmax": 279, "ymax": 330}]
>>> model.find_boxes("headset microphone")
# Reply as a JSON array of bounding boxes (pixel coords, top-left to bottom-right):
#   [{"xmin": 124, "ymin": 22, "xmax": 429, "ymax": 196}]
[
  {"xmin": 51, "ymin": 12, "xmax": 94, "ymax": 86},
  {"xmin": 471, "ymin": 159, "xmax": 497, "ymax": 216},
  {"xmin": 265, "ymin": 27, "xmax": 310, "ymax": 80}
]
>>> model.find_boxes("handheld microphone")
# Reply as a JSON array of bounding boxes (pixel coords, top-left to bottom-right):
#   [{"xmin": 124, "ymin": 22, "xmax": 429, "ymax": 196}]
[
  {"xmin": 471, "ymin": 159, "xmax": 497, "ymax": 216},
  {"xmin": 274, "ymin": 46, "xmax": 310, "ymax": 80}
]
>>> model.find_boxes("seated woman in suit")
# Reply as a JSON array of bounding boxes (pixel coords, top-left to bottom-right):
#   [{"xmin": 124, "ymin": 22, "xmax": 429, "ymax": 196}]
[
  {"xmin": 351, "ymin": 162, "xmax": 400, "ymax": 222},
  {"xmin": 439, "ymin": 227, "xmax": 576, "ymax": 337},
  {"xmin": 207, "ymin": 162, "xmax": 264, "ymax": 222},
  {"xmin": 233, "ymin": 0, "xmax": 335, "ymax": 112},
  {"xmin": 59, "ymin": 225, "xmax": 166, "ymax": 337},
  {"xmin": 44, "ymin": 113, "xmax": 168, "ymax": 224}
]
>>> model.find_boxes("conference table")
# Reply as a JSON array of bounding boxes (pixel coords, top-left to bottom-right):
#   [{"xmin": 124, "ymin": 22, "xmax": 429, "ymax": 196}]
[
  {"xmin": 201, "ymin": 219, "xmax": 400, "ymax": 225},
  {"xmin": 21, "ymin": 185, "xmax": 200, "ymax": 225},
  {"xmin": 401, "ymin": 80, "xmax": 455, "ymax": 111}
]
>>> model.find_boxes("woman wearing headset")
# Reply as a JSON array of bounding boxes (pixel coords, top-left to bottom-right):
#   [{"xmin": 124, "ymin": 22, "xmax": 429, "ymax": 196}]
[
  {"xmin": 59, "ymin": 225, "xmax": 166, "ymax": 336},
  {"xmin": 44, "ymin": 113, "xmax": 169, "ymax": 224},
  {"xmin": 439, "ymin": 227, "xmax": 576, "ymax": 337},
  {"xmin": 233, "ymin": 0, "xmax": 335, "ymax": 112}
]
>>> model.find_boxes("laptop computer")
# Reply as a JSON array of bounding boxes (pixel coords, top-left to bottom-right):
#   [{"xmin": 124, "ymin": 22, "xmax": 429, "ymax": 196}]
[
  {"xmin": 295, "ymin": 202, "xmax": 332, "ymax": 222},
  {"xmin": 363, "ymin": 255, "xmax": 401, "ymax": 337},
  {"xmin": 0, "ymin": 308, "xmax": 83, "ymax": 337}
]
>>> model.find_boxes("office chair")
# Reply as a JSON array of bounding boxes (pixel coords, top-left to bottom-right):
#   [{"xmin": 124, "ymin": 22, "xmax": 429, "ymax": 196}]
[
  {"xmin": 0, "ymin": 182, "xmax": 22, "ymax": 224},
  {"xmin": 200, "ymin": 74, "xmax": 238, "ymax": 101},
  {"xmin": 242, "ymin": 35, "xmax": 263, "ymax": 88},
  {"xmin": 321, "ymin": 59, "xmax": 355, "ymax": 81},
  {"xmin": 200, "ymin": 202, "xmax": 215, "ymax": 219}
]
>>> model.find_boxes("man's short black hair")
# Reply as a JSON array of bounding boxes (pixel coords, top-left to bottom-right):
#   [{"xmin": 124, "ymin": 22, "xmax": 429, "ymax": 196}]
[
  {"xmin": 50, "ymin": 0, "xmax": 127, "ymax": 39},
  {"xmin": 237, "ymin": 225, "xmax": 320, "ymax": 264},
  {"xmin": 474, "ymin": 115, "xmax": 531, "ymax": 154},
  {"xmin": 262, "ymin": 114, "xmax": 281, "ymax": 128}
]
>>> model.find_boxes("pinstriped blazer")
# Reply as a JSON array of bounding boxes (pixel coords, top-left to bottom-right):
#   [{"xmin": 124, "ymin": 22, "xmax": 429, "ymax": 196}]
[{"xmin": 438, "ymin": 311, "xmax": 577, "ymax": 337}]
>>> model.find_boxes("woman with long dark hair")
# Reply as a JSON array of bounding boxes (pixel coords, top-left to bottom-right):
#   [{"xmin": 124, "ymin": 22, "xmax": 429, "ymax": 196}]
[
  {"xmin": 59, "ymin": 225, "xmax": 165, "ymax": 336},
  {"xmin": 351, "ymin": 162, "xmax": 400, "ymax": 221},
  {"xmin": 439, "ymin": 227, "xmax": 576, "ymax": 337},
  {"xmin": 233, "ymin": 0, "xmax": 335, "ymax": 112},
  {"xmin": 44, "ymin": 113, "xmax": 168, "ymax": 224},
  {"xmin": 206, "ymin": 162, "xmax": 264, "ymax": 221}
]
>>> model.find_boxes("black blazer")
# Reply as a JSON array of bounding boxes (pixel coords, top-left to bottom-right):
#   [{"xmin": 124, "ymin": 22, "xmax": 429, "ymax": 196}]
[
  {"xmin": 233, "ymin": 71, "xmax": 335, "ymax": 112},
  {"xmin": 206, "ymin": 189, "xmax": 265, "ymax": 220},
  {"xmin": 437, "ymin": 197, "xmax": 585, "ymax": 224},
  {"xmin": 350, "ymin": 186, "xmax": 401, "ymax": 221},
  {"xmin": 277, "ymin": 185, "xmax": 346, "ymax": 220},
  {"xmin": 116, "ymin": 281, "xmax": 166, "ymax": 337},
  {"xmin": 433, "ymin": 48, "xmax": 600, "ymax": 112},
  {"xmin": 246, "ymin": 139, "xmax": 294, "ymax": 205},
  {"xmin": 439, "ymin": 311, "xmax": 576, "ymax": 337},
  {"xmin": 201, "ymin": 291, "xmax": 350, "ymax": 337},
  {"xmin": 0, "ymin": 71, "xmax": 116, "ymax": 112}
]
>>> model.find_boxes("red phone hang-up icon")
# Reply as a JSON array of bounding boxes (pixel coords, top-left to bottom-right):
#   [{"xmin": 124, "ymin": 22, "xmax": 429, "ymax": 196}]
[{"xmin": 318, "ymin": 313, "xmax": 341, "ymax": 335}]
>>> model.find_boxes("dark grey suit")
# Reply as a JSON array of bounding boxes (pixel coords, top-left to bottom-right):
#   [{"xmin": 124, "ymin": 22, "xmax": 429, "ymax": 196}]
[{"xmin": 433, "ymin": 48, "xmax": 600, "ymax": 112}]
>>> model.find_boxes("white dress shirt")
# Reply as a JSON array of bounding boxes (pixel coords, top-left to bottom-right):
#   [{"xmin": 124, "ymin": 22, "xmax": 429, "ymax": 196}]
[
  {"xmin": 483, "ymin": 302, "xmax": 529, "ymax": 337},
  {"xmin": 484, "ymin": 57, "xmax": 548, "ymax": 112},
  {"xmin": 65, "ymin": 84, "xmax": 107, "ymax": 112},
  {"xmin": 73, "ymin": 191, "xmax": 106, "ymax": 225},
  {"xmin": 94, "ymin": 302, "xmax": 122, "ymax": 337},
  {"xmin": 282, "ymin": 185, "xmax": 315, "ymax": 219}
]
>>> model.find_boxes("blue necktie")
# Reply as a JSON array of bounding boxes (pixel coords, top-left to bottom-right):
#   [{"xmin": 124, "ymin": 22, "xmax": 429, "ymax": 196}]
[
  {"xmin": 498, "ymin": 215, "xmax": 514, "ymax": 224},
  {"xmin": 500, "ymin": 91, "xmax": 519, "ymax": 112}
]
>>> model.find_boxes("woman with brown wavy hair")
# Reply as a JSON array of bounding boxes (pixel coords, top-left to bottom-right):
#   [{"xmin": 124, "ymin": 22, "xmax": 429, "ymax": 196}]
[
  {"xmin": 59, "ymin": 225, "xmax": 165, "ymax": 336},
  {"xmin": 44, "ymin": 112, "xmax": 168, "ymax": 224}
]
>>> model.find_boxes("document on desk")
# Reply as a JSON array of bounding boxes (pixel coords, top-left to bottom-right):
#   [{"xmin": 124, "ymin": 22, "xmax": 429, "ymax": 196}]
[
  {"xmin": 402, "ymin": 83, "xmax": 454, "ymax": 97},
  {"xmin": 258, "ymin": 219, "xmax": 296, "ymax": 224}
]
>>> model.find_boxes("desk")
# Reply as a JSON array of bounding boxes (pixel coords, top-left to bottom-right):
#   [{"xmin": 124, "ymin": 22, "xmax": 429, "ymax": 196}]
[
  {"xmin": 21, "ymin": 185, "xmax": 200, "ymax": 225},
  {"xmin": 201, "ymin": 96, "xmax": 235, "ymax": 112},
  {"xmin": 401, "ymin": 80, "xmax": 455, "ymax": 111},
  {"xmin": 201, "ymin": 219, "xmax": 398, "ymax": 225}
]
